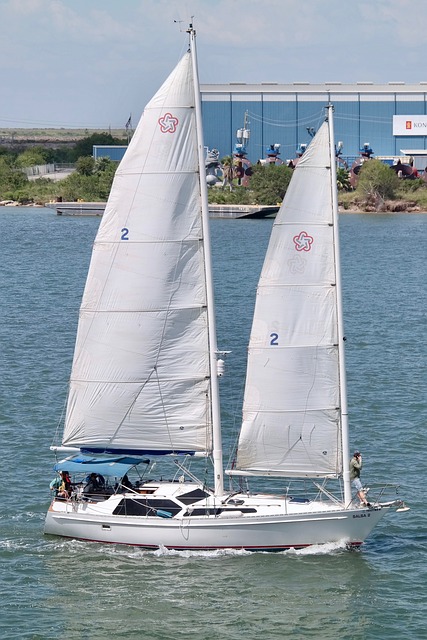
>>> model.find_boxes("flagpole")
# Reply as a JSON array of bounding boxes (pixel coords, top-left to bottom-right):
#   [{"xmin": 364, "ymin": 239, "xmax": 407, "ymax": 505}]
[{"xmin": 125, "ymin": 114, "xmax": 132, "ymax": 143}]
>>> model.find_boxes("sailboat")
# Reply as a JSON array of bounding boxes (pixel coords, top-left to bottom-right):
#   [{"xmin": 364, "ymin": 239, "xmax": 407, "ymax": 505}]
[{"xmin": 45, "ymin": 26, "xmax": 407, "ymax": 550}]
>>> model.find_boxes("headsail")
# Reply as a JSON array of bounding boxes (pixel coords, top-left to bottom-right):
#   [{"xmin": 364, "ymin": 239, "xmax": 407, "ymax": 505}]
[
  {"xmin": 62, "ymin": 51, "xmax": 213, "ymax": 455},
  {"xmin": 235, "ymin": 117, "xmax": 344, "ymax": 478}
]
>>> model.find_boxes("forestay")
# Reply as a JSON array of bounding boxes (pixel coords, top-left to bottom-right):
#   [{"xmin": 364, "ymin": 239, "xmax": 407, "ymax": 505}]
[
  {"xmin": 62, "ymin": 52, "xmax": 213, "ymax": 455},
  {"xmin": 235, "ymin": 121, "xmax": 343, "ymax": 478}
]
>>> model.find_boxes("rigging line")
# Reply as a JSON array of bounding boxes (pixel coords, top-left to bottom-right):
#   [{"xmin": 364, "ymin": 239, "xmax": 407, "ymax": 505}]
[
  {"xmin": 107, "ymin": 244, "xmax": 196, "ymax": 444},
  {"xmin": 246, "ymin": 107, "xmax": 324, "ymax": 123},
  {"xmin": 174, "ymin": 458, "xmax": 206, "ymax": 486},
  {"xmin": 246, "ymin": 109, "xmax": 400, "ymax": 128},
  {"xmin": 226, "ymin": 360, "xmax": 249, "ymax": 468},
  {"xmin": 246, "ymin": 109, "xmax": 325, "ymax": 129},
  {"xmin": 107, "ymin": 367, "xmax": 158, "ymax": 444},
  {"xmin": 294, "ymin": 161, "xmax": 339, "ymax": 468},
  {"xmin": 51, "ymin": 392, "xmax": 69, "ymax": 446},
  {"xmin": 110, "ymin": 133, "xmax": 208, "ymax": 444},
  {"xmin": 146, "ymin": 222, "xmax": 212, "ymax": 451},
  {"xmin": 92, "ymin": 82, "xmax": 203, "ymax": 444},
  {"xmin": 147, "ymin": 38, "xmax": 218, "ymax": 450},
  {"xmin": 149, "ymin": 237, "xmax": 201, "ymax": 447},
  {"xmin": 335, "ymin": 112, "xmax": 398, "ymax": 124},
  {"xmin": 204, "ymin": 389, "xmax": 212, "ymax": 456},
  {"xmin": 153, "ymin": 367, "xmax": 175, "ymax": 450}
]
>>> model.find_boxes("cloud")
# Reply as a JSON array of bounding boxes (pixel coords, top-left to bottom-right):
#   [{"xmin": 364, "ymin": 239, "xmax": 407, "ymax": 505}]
[{"xmin": 1, "ymin": 0, "xmax": 427, "ymax": 128}]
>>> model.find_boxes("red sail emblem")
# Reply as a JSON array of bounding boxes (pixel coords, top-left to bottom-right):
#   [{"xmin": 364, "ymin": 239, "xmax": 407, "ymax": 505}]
[
  {"xmin": 293, "ymin": 231, "xmax": 314, "ymax": 252},
  {"xmin": 158, "ymin": 112, "xmax": 179, "ymax": 133}
]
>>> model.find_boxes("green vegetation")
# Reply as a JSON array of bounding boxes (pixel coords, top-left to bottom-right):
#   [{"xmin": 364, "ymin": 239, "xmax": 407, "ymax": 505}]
[
  {"xmin": 210, "ymin": 159, "xmax": 427, "ymax": 211},
  {"xmin": 1, "ymin": 131, "xmax": 426, "ymax": 211},
  {"xmin": 0, "ymin": 128, "xmax": 124, "ymax": 143},
  {"xmin": 356, "ymin": 159, "xmax": 399, "ymax": 202},
  {"xmin": 339, "ymin": 159, "xmax": 426, "ymax": 212},
  {"xmin": 71, "ymin": 133, "xmax": 126, "ymax": 161},
  {"xmin": 337, "ymin": 167, "xmax": 351, "ymax": 192},
  {"xmin": 208, "ymin": 163, "xmax": 293, "ymax": 206},
  {"xmin": 0, "ymin": 132, "xmax": 126, "ymax": 204},
  {"xmin": 0, "ymin": 156, "xmax": 28, "ymax": 200},
  {"xmin": 61, "ymin": 157, "xmax": 118, "ymax": 202},
  {"xmin": 248, "ymin": 163, "xmax": 293, "ymax": 204}
]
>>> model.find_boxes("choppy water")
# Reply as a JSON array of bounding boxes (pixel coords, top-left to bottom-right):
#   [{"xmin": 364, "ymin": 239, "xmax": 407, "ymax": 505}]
[{"xmin": 0, "ymin": 208, "xmax": 426, "ymax": 639}]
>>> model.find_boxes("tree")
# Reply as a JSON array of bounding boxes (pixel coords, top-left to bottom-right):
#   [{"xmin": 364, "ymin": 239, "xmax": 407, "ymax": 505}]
[
  {"xmin": 57, "ymin": 157, "xmax": 117, "ymax": 202},
  {"xmin": 59, "ymin": 172, "xmax": 100, "ymax": 202},
  {"xmin": 71, "ymin": 133, "xmax": 126, "ymax": 160},
  {"xmin": 0, "ymin": 157, "xmax": 28, "ymax": 199},
  {"xmin": 16, "ymin": 147, "xmax": 49, "ymax": 168},
  {"xmin": 95, "ymin": 157, "xmax": 114, "ymax": 174},
  {"xmin": 76, "ymin": 156, "xmax": 95, "ymax": 176},
  {"xmin": 337, "ymin": 167, "xmax": 351, "ymax": 192},
  {"xmin": 94, "ymin": 158, "xmax": 118, "ymax": 200},
  {"xmin": 249, "ymin": 163, "xmax": 293, "ymax": 205},
  {"xmin": 356, "ymin": 159, "xmax": 399, "ymax": 205}
]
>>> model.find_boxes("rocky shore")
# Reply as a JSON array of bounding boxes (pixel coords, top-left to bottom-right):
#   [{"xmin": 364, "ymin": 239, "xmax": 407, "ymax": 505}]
[
  {"xmin": 339, "ymin": 199, "xmax": 424, "ymax": 213},
  {"xmin": 1, "ymin": 198, "xmax": 425, "ymax": 213}
]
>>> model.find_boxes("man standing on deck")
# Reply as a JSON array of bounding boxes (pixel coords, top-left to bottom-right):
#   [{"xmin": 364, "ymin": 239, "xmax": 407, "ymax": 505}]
[{"xmin": 350, "ymin": 450, "xmax": 371, "ymax": 507}]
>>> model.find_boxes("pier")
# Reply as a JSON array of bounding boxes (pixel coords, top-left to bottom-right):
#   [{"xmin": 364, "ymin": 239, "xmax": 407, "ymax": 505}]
[{"xmin": 46, "ymin": 202, "xmax": 279, "ymax": 219}]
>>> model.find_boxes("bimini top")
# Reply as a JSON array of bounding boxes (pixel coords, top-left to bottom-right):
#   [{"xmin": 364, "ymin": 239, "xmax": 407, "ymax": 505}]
[{"xmin": 53, "ymin": 454, "xmax": 149, "ymax": 477}]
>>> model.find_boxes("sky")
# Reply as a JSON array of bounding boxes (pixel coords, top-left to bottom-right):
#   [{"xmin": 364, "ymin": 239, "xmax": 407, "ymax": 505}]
[{"xmin": 1, "ymin": 0, "xmax": 426, "ymax": 130}]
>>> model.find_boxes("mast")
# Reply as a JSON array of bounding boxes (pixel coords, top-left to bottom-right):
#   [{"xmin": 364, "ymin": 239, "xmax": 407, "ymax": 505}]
[
  {"xmin": 327, "ymin": 104, "xmax": 352, "ymax": 506},
  {"xmin": 188, "ymin": 25, "xmax": 224, "ymax": 496}
]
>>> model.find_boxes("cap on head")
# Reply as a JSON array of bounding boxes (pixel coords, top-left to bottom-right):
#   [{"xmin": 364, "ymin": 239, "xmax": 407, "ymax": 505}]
[{"xmin": 354, "ymin": 450, "xmax": 361, "ymax": 456}]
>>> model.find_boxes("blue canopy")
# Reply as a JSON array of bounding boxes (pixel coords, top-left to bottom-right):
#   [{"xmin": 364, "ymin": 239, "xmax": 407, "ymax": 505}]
[{"xmin": 53, "ymin": 454, "xmax": 149, "ymax": 478}]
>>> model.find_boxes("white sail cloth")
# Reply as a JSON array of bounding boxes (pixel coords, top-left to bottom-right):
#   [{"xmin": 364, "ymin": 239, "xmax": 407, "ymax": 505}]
[
  {"xmin": 62, "ymin": 52, "xmax": 212, "ymax": 453},
  {"xmin": 236, "ymin": 120, "xmax": 343, "ymax": 477}
]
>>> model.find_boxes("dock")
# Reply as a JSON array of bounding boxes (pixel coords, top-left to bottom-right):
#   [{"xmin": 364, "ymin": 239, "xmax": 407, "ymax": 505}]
[
  {"xmin": 46, "ymin": 202, "xmax": 278, "ymax": 219},
  {"xmin": 46, "ymin": 202, "xmax": 105, "ymax": 216}
]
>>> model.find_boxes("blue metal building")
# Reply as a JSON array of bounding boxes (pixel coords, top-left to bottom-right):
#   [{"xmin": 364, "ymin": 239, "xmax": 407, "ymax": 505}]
[
  {"xmin": 93, "ymin": 145, "xmax": 128, "ymax": 162},
  {"xmin": 200, "ymin": 82, "xmax": 427, "ymax": 165},
  {"xmin": 93, "ymin": 83, "xmax": 427, "ymax": 168}
]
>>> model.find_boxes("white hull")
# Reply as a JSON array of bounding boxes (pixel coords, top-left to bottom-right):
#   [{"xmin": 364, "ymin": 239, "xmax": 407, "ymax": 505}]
[{"xmin": 44, "ymin": 482, "xmax": 387, "ymax": 551}]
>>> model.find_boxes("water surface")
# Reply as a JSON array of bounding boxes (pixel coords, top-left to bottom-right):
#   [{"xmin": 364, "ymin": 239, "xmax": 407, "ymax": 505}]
[{"xmin": 0, "ymin": 208, "xmax": 425, "ymax": 639}]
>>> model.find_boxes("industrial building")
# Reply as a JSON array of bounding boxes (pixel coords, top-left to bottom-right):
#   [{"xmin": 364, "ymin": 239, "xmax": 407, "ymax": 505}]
[
  {"xmin": 93, "ymin": 145, "xmax": 128, "ymax": 162},
  {"xmin": 94, "ymin": 83, "xmax": 427, "ymax": 170},
  {"xmin": 201, "ymin": 82, "xmax": 427, "ymax": 168}
]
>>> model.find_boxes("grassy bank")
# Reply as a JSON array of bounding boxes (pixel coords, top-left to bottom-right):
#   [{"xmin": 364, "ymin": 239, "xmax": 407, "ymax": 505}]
[{"xmin": 0, "ymin": 128, "xmax": 125, "ymax": 143}]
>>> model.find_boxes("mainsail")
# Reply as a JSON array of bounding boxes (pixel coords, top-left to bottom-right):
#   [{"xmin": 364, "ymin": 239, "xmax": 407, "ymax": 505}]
[
  {"xmin": 235, "ymin": 120, "xmax": 344, "ymax": 478},
  {"xmin": 62, "ymin": 52, "xmax": 213, "ymax": 455}
]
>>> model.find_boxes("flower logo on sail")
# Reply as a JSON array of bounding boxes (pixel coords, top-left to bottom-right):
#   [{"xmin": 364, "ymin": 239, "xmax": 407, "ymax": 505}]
[
  {"xmin": 293, "ymin": 231, "xmax": 314, "ymax": 252},
  {"xmin": 158, "ymin": 112, "xmax": 179, "ymax": 133},
  {"xmin": 288, "ymin": 254, "xmax": 307, "ymax": 274}
]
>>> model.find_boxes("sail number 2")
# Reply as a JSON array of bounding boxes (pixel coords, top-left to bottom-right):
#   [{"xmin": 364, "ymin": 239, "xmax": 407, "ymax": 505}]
[
  {"xmin": 270, "ymin": 333, "xmax": 279, "ymax": 345},
  {"xmin": 121, "ymin": 228, "xmax": 129, "ymax": 240}
]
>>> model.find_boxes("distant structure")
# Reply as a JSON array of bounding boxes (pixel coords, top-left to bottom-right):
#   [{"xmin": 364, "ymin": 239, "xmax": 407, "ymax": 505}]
[
  {"xmin": 259, "ymin": 144, "xmax": 284, "ymax": 166},
  {"xmin": 205, "ymin": 148, "xmax": 222, "ymax": 186},
  {"xmin": 222, "ymin": 112, "xmax": 252, "ymax": 190},
  {"xmin": 200, "ymin": 81, "xmax": 427, "ymax": 164},
  {"xmin": 230, "ymin": 112, "xmax": 252, "ymax": 187},
  {"xmin": 93, "ymin": 145, "xmax": 127, "ymax": 162},
  {"xmin": 287, "ymin": 143, "xmax": 307, "ymax": 169}
]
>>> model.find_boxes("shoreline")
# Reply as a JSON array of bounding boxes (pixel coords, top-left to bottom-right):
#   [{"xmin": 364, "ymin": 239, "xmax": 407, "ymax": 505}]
[{"xmin": 0, "ymin": 201, "xmax": 426, "ymax": 215}]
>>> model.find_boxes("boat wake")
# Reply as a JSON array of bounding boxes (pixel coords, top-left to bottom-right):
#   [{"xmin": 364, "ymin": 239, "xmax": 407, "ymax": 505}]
[
  {"xmin": 286, "ymin": 539, "xmax": 349, "ymax": 556},
  {"xmin": 109, "ymin": 541, "xmax": 350, "ymax": 559},
  {"xmin": 40, "ymin": 536, "xmax": 351, "ymax": 559}
]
